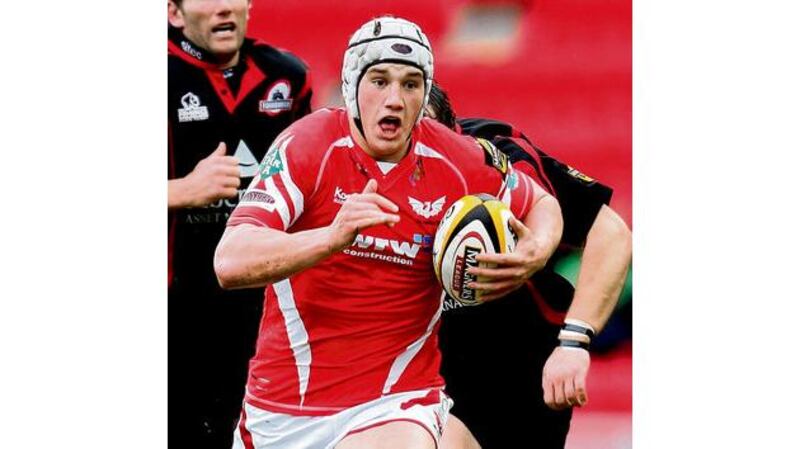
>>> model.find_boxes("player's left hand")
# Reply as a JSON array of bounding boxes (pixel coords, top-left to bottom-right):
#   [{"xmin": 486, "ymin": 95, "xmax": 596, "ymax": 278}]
[
  {"xmin": 466, "ymin": 218, "xmax": 547, "ymax": 302},
  {"xmin": 542, "ymin": 346, "xmax": 591, "ymax": 410}
]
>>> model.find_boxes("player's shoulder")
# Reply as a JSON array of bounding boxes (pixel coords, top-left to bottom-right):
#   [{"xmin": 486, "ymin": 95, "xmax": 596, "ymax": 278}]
[
  {"xmin": 247, "ymin": 38, "xmax": 310, "ymax": 78},
  {"xmin": 276, "ymin": 108, "xmax": 348, "ymax": 158},
  {"xmin": 417, "ymin": 118, "xmax": 481, "ymax": 160},
  {"xmin": 457, "ymin": 117, "xmax": 515, "ymax": 140},
  {"xmin": 419, "ymin": 118, "xmax": 514, "ymax": 176}
]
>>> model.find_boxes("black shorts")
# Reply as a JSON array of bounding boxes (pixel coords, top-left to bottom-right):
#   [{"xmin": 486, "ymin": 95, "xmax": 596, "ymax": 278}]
[
  {"xmin": 439, "ymin": 271, "xmax": 574, "ymax": 449},
  {"xmin": 169, "ymin": 282, "xmax": 263, "ymax": 449}
]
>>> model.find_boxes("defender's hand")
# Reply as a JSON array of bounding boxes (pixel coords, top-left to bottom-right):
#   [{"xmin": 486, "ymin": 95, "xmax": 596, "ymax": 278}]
[
  {"xmin": 542, "ymin": 346, "xmax": 591, "ymax": 410},
  {"xmin": 467, "ymin": 218, "xmax": 547, "ymax": 302},
  {"xmin": 327, "ymin": 179, "xmax": 400, "ymax": 253},
  {"xmin": 182, "ymin": 142, "xmax": 241, "ymax": 207}
]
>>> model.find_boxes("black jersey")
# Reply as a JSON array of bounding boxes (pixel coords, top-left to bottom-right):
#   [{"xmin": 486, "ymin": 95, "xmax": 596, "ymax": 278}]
[
  {"xmin": 168, "ymin": 25, "xmax": 312, "ymax": 290},
  {"xmin": 439, "ymin": 118, "xmax": 613, "ymax": 449},
  {"xmin": 167, "ymin": 27, "xmax": 312, "ymax": 449},
  {"xmin": 457, "ymin": 118, "xmax": 612, "ymax": 248}
]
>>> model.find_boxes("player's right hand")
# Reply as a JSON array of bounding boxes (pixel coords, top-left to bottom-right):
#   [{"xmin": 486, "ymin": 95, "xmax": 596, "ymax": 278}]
[
  {"xmin": 184, "ymin": 142, "xmax": 241, "ymax": 207},
  {"xmin": 327, "ymin": 179, "xmax": 400, "ymax": 253},
  {"xmin": 542, "ymin": 346, "xmax": 591, "ymax": 410}
]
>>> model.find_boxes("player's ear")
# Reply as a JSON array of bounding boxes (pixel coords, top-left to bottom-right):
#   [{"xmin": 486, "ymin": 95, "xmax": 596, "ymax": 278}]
[{"xmin": 167, "ymin": 1, "xmax": 184, "ymax": 28}]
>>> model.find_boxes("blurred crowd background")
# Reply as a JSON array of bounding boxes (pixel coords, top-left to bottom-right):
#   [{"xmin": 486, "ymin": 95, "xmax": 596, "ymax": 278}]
[{"xmin": 247, "ymin": 1, "xmax": 631, "ymax": 447}]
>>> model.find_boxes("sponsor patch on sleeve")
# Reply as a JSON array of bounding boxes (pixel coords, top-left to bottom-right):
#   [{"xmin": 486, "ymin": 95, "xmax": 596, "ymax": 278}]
[
  {"xmin": 475, "ymin": 137, "xmax": 508, "ymax": 174},
  {"xmin": 257, "ymin": 134, "xmax": 295, "ymax": 180},
  {"xmin": 566, "ymin": 165, "xmax": 596, "ymax": 183},
  {"xmin": 239, "ymin": 189, "xmax": 277, "ymax": 212}
]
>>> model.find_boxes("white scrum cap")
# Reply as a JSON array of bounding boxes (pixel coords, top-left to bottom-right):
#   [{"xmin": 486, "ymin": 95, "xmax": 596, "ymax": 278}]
[{"xmin": 341, "ymin": 16, "xmax": 434, "ymax": 123}]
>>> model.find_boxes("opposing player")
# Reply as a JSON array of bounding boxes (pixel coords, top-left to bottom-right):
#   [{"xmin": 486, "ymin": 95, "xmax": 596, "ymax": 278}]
[
  {"xmin": 167, "ymin": 0, "xmax": 312, "ymax": 447},
  {"xmin": 214, "ymin": 17, "xmax": 562, "ymax": 449},
  {"xmin": 427, "ymin": 82, "xmax": 632, "ymax": 449}
]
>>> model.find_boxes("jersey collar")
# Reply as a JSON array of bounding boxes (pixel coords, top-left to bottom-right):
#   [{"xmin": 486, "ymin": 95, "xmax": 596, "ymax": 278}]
[{"xmin": 340, "ymin": 110, "xmax": 421, "ymax": 191}]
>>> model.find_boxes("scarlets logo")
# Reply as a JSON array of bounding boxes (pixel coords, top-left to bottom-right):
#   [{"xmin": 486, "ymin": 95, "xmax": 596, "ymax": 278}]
[{"xmin": 408, "ymin": 196, "xmax": 446, "ymax": 219}]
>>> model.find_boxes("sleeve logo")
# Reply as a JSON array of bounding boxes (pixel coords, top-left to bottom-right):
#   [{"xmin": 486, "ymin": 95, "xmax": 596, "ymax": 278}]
[
  {"xmin": 476, "ymin": 137, "xmax": 508, "ymax": 174},
  {"xmin": 258, "ymin": 135, "xmax": 294, "ymax": 180},
  {"xmin": 566, "ymin": 165, "xmax": 595, "ymax": 183}
]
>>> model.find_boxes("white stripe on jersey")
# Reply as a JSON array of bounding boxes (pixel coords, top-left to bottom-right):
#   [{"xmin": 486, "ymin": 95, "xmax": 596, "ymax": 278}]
[
  {"xmin": 278, "ymin": 141, "xmax": 304, "ymax": 227},
  {"xmin": 382, "ymin": 301, "xmax": 443, "ymax": 395},
  {"xmin": 274, "ymin": 279, "xmax": 312, "ymax": 406},
  {"xmin": 414, "ymin": 142, "xmax": 444, "ymax": 159},
  {"xmin": 500, "ymin": 177, "xmax": 513, "ymax": 206},
  {"xmin": 314, "ymin": 137, "xmax": 354, "ymax": 194},
  {"xmin": 263, "ymin": 176, "xmax": 291, "ymax": 229}
]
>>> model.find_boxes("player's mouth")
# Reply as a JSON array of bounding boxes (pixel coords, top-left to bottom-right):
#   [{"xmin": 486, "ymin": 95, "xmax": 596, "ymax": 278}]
[
  {"xmin": 377, "ymin": 116, "xmax": 402, "ymax": 138},
  {"xmin": 211, "ymin": 22, "xmax": 237, "ymax": 38}
]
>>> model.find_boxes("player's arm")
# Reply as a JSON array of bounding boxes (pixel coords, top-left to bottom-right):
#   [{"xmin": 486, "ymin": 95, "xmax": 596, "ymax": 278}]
[
  {"xmin": 470, "ymin": 176, "xmax": 564, "ymax": 302},
  {"xmin": 214, "ymin": 179, "xmax": 399, "ymax": 289},
  {"xmin": 543, "ymin": 205, "xmax": 632, "ymax": 410},
  {"xmin": 567, "ymin": 205, "xmax": 631, "ymax": 329},
  {"xmin": 168, "ymin": 142, "xmax": 240, "ymax": 209}
]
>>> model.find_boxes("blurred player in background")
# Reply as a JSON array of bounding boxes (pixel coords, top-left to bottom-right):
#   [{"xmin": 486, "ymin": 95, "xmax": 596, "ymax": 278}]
[
  {"xmin": 214, "ymin": 16, "xmax": 562, "ymax": 449},
  {"xmin": 167, "ymin": 0, "xmax": 312, "ymax": 447},
  {"xmin": 427, "ymin": 82, "xmax": 632, "ymax": 449}
]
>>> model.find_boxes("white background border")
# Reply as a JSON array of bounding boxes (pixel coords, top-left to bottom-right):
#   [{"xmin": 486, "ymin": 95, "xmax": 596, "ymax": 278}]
[{"xmin": 2, "ymin": 1, "xmax": 800, "ymax": 448}]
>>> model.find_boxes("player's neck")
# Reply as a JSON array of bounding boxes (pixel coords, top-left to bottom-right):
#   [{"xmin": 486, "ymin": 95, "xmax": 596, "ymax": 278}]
[{"xmin": 215, "ymin": 51, "xmax": 241, "ymax": 70}]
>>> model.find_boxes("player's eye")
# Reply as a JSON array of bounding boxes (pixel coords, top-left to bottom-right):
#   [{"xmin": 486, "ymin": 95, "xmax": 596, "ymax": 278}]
[
  {"xmin": 372, "ymin": 78, "xmax": 387, "ymax": 88},
  {"xmin": 404, "ymin": 80, "xmax": 420, "ymax": 90}
]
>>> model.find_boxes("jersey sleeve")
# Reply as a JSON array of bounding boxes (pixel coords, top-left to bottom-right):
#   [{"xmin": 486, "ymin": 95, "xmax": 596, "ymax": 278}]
[
  {"xmin": 455, "ymin": 134, "xmax": 539, "ymax": 220},
  {"xmin": 493, "ymin": 135, "xmax": 613, "ymax": 247},
  {"xmin": 533, "ymin": 150, "xmax": 613, "ymax": 247},
  {"xmin": 458, "ymin": 117, "xmax": 614, "ymax": 247},
  {"xmin": 227, "ymin": 124, "xmax": 316, "ymax": 231}
]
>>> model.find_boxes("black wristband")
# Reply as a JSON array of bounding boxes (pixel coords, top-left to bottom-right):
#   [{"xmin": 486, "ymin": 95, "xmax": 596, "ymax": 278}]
[
  {"xmin": 562, "ymin": 323, "xmax": 596, "ymax": 340},
  {"xmin": 559, "ymin": 339, "xmax": 589, "ymax": 350}
]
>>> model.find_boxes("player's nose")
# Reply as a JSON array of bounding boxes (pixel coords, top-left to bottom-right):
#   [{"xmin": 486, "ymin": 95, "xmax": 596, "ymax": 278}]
[{"xmin": 383, "ymin": 83, "xmax": 404, "ymax": 110}]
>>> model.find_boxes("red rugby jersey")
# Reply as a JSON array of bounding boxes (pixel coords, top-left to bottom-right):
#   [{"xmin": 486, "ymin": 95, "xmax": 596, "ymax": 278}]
[{"xmin": 227, "ymin": 108, "xmax": 539, "ymax": 415}]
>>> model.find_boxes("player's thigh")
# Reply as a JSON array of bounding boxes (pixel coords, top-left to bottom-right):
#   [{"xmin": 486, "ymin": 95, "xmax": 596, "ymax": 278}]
[
  {"xmin": 440, "ymin": 414, "xmax": 481, "ymax": 449},
  {"xmin": 335, "ymin": 421, "xmax": 435, "ymax": 449}
]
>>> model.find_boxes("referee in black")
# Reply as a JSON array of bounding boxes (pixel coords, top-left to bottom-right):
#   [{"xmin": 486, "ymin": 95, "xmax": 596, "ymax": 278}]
[{"xmin": 167, "ymin": 1, "xmax": 312, "ymax": 447}]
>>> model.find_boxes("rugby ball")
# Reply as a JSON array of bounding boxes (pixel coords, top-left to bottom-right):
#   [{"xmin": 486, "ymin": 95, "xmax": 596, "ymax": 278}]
[{"xmin": 432, "ymin": 194, "xmax": 518, "ymax": 306}]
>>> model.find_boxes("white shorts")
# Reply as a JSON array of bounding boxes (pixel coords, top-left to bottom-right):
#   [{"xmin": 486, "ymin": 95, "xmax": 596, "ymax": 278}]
[{"xmin": 232, "ymin": 389, "xmax": 453, "ymax": 449}]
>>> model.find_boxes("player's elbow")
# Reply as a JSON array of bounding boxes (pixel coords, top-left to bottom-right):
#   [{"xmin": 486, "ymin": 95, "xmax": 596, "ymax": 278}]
[
  {"xmin": 214, "ymin": 250, "xmax": 239, "ymax": 290},
  {"xmin": 214, "ymin": 233, "xmax": 247, "ymax": 289}
]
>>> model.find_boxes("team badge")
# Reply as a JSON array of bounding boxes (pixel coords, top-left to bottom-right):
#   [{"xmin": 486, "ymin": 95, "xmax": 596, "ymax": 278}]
[
  {"xmin": 409, "ymin": 196, "xmax": 446, "ymax": 219},
  {"xmin": 178, "ymin": 92, "xmax": 209, "ymax": 122},
  {"xmin": 259, "ymin": 79, "xmax": 293, "ymax": 115}
]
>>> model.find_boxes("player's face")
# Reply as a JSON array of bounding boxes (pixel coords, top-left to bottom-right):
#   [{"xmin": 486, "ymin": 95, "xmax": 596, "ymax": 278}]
[
  {"xmin": 168, "ymin": 0, "xmax": 250, "ymax": 68},
  {"xmin": 356, "ymin": 63, "xmax": 425, "ymax": 162}
]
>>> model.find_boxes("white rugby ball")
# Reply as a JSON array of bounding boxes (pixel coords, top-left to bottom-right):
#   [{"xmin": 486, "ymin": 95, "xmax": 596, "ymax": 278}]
[{"xmin": 432, "ymin": 194, "xmax": 518, "ymax": 306}]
